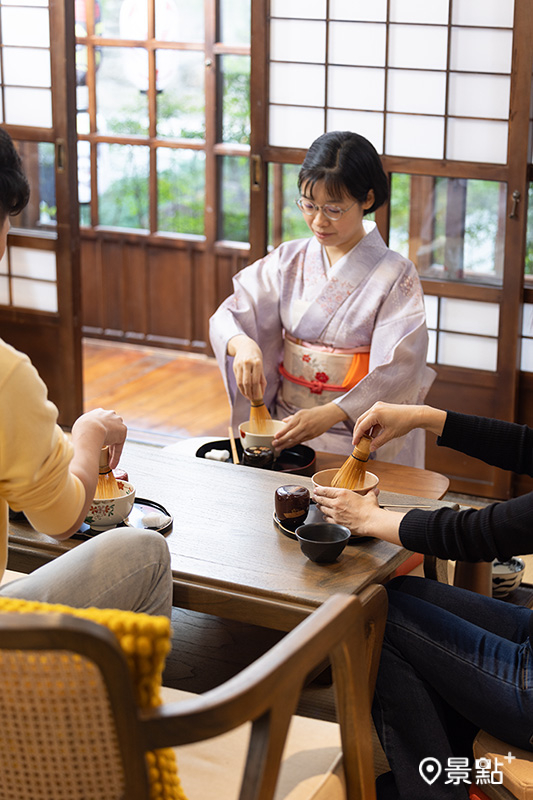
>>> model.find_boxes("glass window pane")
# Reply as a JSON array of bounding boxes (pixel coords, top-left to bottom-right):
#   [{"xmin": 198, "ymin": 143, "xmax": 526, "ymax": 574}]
[
  {"xmin": 387, "ymin": 69, "xmax": 446, "ymax": 115},
  {"xmin": 95, "ymin": 47, "xmax": 149, "ymax": 135},
  {"xmin": 522, "ymin": 304, "xmax": 533, "ymax": 337},
  {"xmin": 156, "ymin": 50, "xmax": 205, "ymax": 139},
  {"xmin": 270, "ymin": 63, "xmax": 325, "ymax": 108},
  {"xmin": 220, "ymin": 0, "xmax": 250, "ymax": 44},
  {"xmin": 3, "ymin": 47, "xmax": 51, "ymax": 87},
  {"xmin": 438, "ymin": 332, "xmax": 497, "ymax": 371},
  {"xmin": 388, "ymin": 24, "xmax": 448, "ymax": 70},
  {"xmin": 1, "ymin": 7, "xmax": 49, "ymax": 46},
  {"xmin": 219, "ymin": 156, "xmax": 249, "ymax": 243},
  {"xmin": 157, "ymin": 0, "xmax": 204, "ymax": 41},
  {"xmin": 269, "ymin": 105, "xmax": 324, "ymax": 149},
  {"xmin": 220, "ymin": 55, "xmax": 250, "ymax": 145},
  {"xmin": 5, "ymin": 87, "xmax": 52, "ymax": 128},
  {"xmin": 11, "ymin": 142, "xmax": 55, "ymax": 231},
  {"xmin": 11, "ymin": 277, "xmax": 57, "ymax": 312},
  {"xmin": 521, "ymin": 338, "xmax": 533, "ymax": 373},
  {"xmin": 440, "ymin": 299, "xmax": 499, "ymax": 336},
  {"xmin": 390, "ymin": 0, "xmax": 448, "ymax": 24},
  {"xmin": 329, "ymin": 22, "xmax": 386, "ymax": 67},
  {"xmin": 270, "ymin": 0, "xmax": 327, "ymax": 19},
  {"xmin": 97, "ymin": 143, "xmax": 149, "ymax": 230},
  {"xmin": 386, "ymin": 114, "xmax": 444, "ymax": 159},
  {"xmin": 403, "ymin": 176, "xmax": 506, "ymax": 285},
  {"xmin": 326, "ymin": 109, "xmax": 384, "ymax": 153},
  {"xmin": 450, "ymin": 28, "xmax": 512, "ymax": 73},
  {"xmin": 452, "ymin": 0, "xmax": 514, "ymax": 28},
  {"xmin": 157, "ymin": 148, "xmax": 205, "ymax": 235},
  {"xmin": 446, "ymin": 118, "xmax": 508, "ymax": 164},
  {"xmin": 270, "ymin": 19, "xmax": 326, "ymax": 63},
  {"xmin": 526, "ymin": 183, "xmax": 533, "ymax": 278},
  {"xmin": 389, "ymin": 172, "xmax": 410, "ymax": 258},
  {"xmin": 330, "ymin": 0, "xmax": 387, "ymax": 22},
  {"xmin": 328, "ymin": 66, "xmax": 385, "ymax": 111},
  {"xmin": 448, "ymin": 74, "xmax": 510, "ymax": 120},
  {"xmin": 267, "ymin": 163, "xmax": 311, "ymax": 249}
]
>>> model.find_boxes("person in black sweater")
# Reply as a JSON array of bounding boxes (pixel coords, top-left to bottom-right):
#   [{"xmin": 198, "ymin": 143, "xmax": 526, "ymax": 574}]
[{"xmin": 313, "ymin": 401, "xmax": 533, "ymax": 800}]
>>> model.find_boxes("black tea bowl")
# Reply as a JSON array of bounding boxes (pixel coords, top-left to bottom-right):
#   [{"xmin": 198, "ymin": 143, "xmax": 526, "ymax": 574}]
[{"xmin": 295, "ymin": 522, "xmax": 351, "ymax": 563}]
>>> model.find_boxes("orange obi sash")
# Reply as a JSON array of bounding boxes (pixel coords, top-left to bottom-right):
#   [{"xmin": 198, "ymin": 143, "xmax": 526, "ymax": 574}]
[{"xmin": 279, "ymin": 336, "xmax": 370, "ymax": 408}]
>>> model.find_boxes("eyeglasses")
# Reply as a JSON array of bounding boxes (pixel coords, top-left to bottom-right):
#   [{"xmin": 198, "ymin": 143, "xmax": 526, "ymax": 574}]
[{"xmin": 296, "ymin": 197, "xmax": 356, "ymax": 222}]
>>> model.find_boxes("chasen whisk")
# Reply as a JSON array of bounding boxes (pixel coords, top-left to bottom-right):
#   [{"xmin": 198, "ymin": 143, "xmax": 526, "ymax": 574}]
[
  {"xmin": 248, "ymin": 396, "xmax": 272, "ymax": 434},
  {"xmin": 330, "ymin": 434, "xmax": 373, "ymax": 490},
  {"xmin": 94, "ymin": 445, "xmax": 121, "ymax": 499}
]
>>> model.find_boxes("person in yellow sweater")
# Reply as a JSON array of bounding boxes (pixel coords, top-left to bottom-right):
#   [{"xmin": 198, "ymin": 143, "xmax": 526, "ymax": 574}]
[{"xmin": 0, "ymin": 128, "xmax": 172, "ymax": 616}]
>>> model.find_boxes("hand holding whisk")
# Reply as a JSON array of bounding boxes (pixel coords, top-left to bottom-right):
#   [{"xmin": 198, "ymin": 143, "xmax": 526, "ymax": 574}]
[{"xmin": 330, "ymin": 433, "xmax": 373, "ymax": 490}]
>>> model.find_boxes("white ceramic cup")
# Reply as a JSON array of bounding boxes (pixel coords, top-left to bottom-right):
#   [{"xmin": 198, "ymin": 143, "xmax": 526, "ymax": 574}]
[{"xmin": 238, "ymin": 419, "xmax": 287, "ymax": 452}]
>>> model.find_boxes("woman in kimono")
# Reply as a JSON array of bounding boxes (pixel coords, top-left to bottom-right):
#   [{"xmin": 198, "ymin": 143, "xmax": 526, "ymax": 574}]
[{"xmin": 209, "ymin": 131, "xmax": 435, "ymax": 465}]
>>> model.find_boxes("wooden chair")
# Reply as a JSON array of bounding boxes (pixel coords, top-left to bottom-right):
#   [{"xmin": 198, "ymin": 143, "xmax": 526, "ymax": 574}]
[{"xmin": 0, "ymin": 585, "xmax": 387, "ymax": 800}]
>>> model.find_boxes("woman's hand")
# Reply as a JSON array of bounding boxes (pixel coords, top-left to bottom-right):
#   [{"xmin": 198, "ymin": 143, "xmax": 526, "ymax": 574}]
[
  {"xmin": 313, "ymin": 485, "xmax": 403, "ymax": 545},
  {"xmin": 272, "ymin": 403, "xmax": 348, "ymax": 449},
  {"xmin": 71, "ymin": 408, "xmax": 127, "ymax": 468},
  {"xmin": 353, "ymin": 402, "xmax": 447, "ymax": 453},
  {"xmin": 228, "ymin": 334, "xmax": 267, "ymax": 403}
]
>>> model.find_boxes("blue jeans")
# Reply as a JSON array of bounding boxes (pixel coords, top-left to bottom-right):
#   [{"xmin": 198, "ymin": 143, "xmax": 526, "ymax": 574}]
[
  {"xmin": 0, "ymin": 527, "xmax": 173, "ymax": 618},
  {"xmin": 373, "ymin": 575, "xmax": 533, "ymax": 800}
]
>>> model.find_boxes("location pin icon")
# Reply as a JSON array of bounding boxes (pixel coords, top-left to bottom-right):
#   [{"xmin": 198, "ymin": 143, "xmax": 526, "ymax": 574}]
[{"xmin": 419, "ymin": 757, "xmax": 442, "ymax": 785}]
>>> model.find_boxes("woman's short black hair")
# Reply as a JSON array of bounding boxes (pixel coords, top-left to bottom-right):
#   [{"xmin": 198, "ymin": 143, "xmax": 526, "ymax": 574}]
[
  {"xmin": 298, "ymin": 131, "xmax": 389, "ymax": 215},
  {"xmin": 0, "ymin": 127, "xmax": 30, "ymax": 222}
]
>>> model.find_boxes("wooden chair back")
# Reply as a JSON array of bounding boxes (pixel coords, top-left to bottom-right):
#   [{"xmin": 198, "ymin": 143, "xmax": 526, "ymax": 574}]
[{"xmin": 0, "ymin": 586, "xmax": 387, "ymax": 800}]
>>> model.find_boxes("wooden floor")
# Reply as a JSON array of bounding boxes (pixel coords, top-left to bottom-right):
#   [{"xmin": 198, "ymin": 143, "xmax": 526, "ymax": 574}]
[{"xmin": 82, "ymin": 338, "xmax": 231, "ymax": 445}]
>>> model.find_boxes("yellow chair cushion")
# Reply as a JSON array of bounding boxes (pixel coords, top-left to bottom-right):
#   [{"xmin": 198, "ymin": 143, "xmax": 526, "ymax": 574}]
[
  {"xmin": 0, "ymin": 596, "xmax": 187, "ymax": 800},
  {"xmin": 473, "ymin": 729, "xmax": 533, "ymax": 800}
]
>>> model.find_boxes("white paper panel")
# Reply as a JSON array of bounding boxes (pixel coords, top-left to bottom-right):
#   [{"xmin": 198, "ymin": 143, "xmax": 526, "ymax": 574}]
[
  {"xmin": 450, "ymin": 28, "xmax": 512, "ymax": 74},
  {"xmin": 270, "ymin": 63, "xmax": 325, "ymax": 106},
  {"xmin": 3, "ymin": 47, "xmax": 51, "ymax": 87},
  {"xmin": 0, "ymin": 251, "xmax": 7, "ymax": 275},
  {"xmin": 270, "ymin": 19, "xmax": 326, "ymax": 63},
  {"xmin": 329, "ymin": 22, "xmax": 386, "ymax": 67},
  {"xmin": 438, "ymin": 332, "xmax": 497, "ymax": 371},
  {"xmin": 11, "ymin": 278, "xmax": 57, "ymax": 312},
  {"xmin": 328, "ymin": 66, "xmax": 385, "ymax": 111},
  {"xmin": 0, "ymin": 276, "xmax": 9, "ymax": 306},
  {"xmin": 424, "ymin": 295, "xmax": 438, "ymax": 329},
  {"xmin": 330, "ymin": 0, "xmax": 387, "ymax": 21},
  {"xmin": 521, "ymin": 339, "xmax": 533, "ymax": 373},
  {"xmin": 10, "ymin": 248, "xmax": 56, "ymax": 280},
  {"xmin": 387, "ymin": 70, "xmax": 446, "ymax": 115},
  {"xmin": 440, "ymin": 298, "xmax": 499, "ymax": 336},
  {"xmin": 427, "ymin": 329, "xmax": 437, "ymax": 364},
  {"xmin": 522, "ymin": 304, "xmax": 533, "ymax": 337},
  {"xmin": 386, "ymin": 114, "xmax": 444, "ymax": 159},
  {"xmin": 4, "ymin": 87, "xmax": 52, "ymax": 128},
  {"xmin": 388, "ymin": 24, "xmax": 448, "ymax": 70},
  {"xmin": 4, "ymin": 0, "xmax": 48, "ymax": 5},
  {"xmin": 390, "ymin": 0, "xmax": 449, "ymax": 24},
  {"xmin": 270, "ymin": 0, "xmax": 326, "ymax": 18},
  {"xmin": 0, "ymin": 7, "xmax": 49, "ymax": 46},
  {"xmin": 446, "ymin": 118, "xmax": 508, "ymax": 164},
  {"xmin": 452, "ymin": 0, "xmax": 514, "ymax": 28},
  {"xmin": 448, "ymin": 74, "xmax": 510, "ymax": 120},
  {"xmin": 77, "ymin": 111, "xmax": 90, "ymax": 135},
  {"xmin": 269, "ymin": 105, "xmax": 324, "ymax": 148},
  {"xmin": 326, "ymin": 109, "xmax": 384, "ymax": 153}
]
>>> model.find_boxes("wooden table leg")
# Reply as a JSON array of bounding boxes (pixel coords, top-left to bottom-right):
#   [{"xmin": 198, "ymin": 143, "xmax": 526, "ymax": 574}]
[{"xmin": 454, "ymin": 561, "xmax": 492, "ymax": 596}]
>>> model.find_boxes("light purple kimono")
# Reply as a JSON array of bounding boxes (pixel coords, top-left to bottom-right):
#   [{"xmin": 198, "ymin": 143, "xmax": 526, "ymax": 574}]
[{"xmin": 209, "ymin": 223, "xmax": 435, "ymax": 466}]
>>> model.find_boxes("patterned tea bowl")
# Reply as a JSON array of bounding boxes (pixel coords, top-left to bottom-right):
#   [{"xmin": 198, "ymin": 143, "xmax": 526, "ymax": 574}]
[
  {"xmin": 84, "ymin": 480, "xmax": 136, "ymax": 531},
  {"xmin": 492, "ymin": 557, "xmax": 525, "ymax": 598}
]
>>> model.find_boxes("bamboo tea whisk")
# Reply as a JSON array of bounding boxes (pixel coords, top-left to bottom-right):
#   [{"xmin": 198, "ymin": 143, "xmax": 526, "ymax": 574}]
[
  {"xmin": 330, "ymin": 434, "xmax": 373, "ymax": 490},
  {"xmin": 94, "ymin": 446, "xmax": 120, "ymax": 499},
  {"xmin": 249, "ymin": 396, "xmax": 272, "ymax": 434}
]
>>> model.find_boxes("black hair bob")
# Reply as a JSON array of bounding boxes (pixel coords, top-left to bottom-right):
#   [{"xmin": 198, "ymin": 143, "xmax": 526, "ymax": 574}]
[
  {"xmin": 298, "ymin": 131, "xmax": 389, "ymax": 215},
  {"xmin": 0, "ymin": 127, "xmax": 30, "ymax": 222}
]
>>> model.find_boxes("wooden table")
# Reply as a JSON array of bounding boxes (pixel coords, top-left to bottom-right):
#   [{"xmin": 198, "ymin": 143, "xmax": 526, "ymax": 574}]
[{"xmin": 8, "ymin": 441, "xmax": 456, "ymax": 631}]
